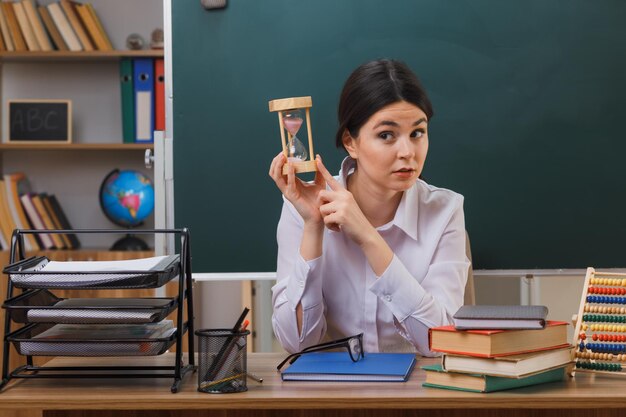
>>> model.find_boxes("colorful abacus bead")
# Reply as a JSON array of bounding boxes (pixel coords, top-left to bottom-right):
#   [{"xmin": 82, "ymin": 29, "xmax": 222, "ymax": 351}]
[{"xmin": 576, "ymin": 361, "xmax": 622, "ymax": 371}]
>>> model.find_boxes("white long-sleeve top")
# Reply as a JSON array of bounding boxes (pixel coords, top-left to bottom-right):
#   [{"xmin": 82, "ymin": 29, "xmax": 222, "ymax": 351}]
[{"xmin": 271, "ymin": 157, "xmax": 470, "ymax": 355}]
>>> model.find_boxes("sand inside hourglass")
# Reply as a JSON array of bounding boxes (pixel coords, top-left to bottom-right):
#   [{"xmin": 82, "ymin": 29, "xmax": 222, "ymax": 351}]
[
  {"xmin": 283, "ymin": 117, "xmax": 303, "ymax": 136},
  {"xmin": 283, "ymin": 115, "xmax": 308, "ymax": 162}
]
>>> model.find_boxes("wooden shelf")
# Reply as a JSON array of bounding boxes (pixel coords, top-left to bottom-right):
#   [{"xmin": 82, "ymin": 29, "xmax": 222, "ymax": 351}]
[
  {"xmin": 0, "ymin": 143, "xmax": 153, "ymax": 151},
  {"xmin": 0, "ymin": 50, "xmax": 164, "ymax": 62}
]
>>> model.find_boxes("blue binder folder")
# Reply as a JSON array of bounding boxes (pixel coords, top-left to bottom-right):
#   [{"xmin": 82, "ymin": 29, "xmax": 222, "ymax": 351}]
[
  {"xmin": 280, "ymin": 352, "xmax": 416, "ymax": 382},
  {"xmin": 132, "ymin": 58, "xmax": 154, "ymax": 143}
]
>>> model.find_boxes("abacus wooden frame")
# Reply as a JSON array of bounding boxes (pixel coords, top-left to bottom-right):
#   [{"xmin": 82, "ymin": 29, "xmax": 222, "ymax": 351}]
[{"xmin": 571, "ymin": 267, "xmax": 626, "ymax": 377}]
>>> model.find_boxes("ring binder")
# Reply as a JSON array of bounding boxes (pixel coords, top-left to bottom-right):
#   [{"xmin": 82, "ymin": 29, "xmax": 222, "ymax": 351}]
[{"xmin": 0, "ymin": 229, "xmax": 196, "ymax": 393}]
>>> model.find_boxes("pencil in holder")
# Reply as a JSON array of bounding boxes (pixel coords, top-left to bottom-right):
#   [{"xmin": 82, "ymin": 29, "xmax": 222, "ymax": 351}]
[{"xmin": 195, "ymin": 328, "xmax": 250, "ymax": 393}]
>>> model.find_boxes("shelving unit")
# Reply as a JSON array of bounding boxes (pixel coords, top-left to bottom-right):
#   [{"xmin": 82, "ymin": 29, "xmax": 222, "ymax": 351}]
[
  {"xmin": 0, "ymin": 50, "xmax": 163, "ymax": 61},
  {"xmin": 1, "ymin": 229, "xmax": 195, "ymax": 393},
  {"xmin": 0, "ymin": 143, "xmax": 153, "ymax": 150},
  {"xmin": 0, "ymin": 49, "xmax": 163, "ymax": 250},
  {"xmin": 0, "ymin": 0, "xmax": 165, "ymax": 253}
]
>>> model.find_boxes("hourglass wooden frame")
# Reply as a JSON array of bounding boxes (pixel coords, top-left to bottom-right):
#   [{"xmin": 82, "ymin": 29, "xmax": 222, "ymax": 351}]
[
  {"xmin": 268, "ymin": 96, "xmax": 317, "ymax": 174},
  {"xmin": 570, "ymin": 267, "xmax": 626, "ymax": 377}
]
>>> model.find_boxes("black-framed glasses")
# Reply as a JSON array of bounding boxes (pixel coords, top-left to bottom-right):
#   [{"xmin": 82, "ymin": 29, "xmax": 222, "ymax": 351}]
[{"xmin": 276, "ymin": 333, "xmax": 364, "ymax": 371}]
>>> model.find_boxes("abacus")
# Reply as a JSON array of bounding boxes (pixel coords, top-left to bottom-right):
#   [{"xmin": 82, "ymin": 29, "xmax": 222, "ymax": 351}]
[{"xmin": 572, "ymin": 267, "xmax": 626, "ymax": 376}]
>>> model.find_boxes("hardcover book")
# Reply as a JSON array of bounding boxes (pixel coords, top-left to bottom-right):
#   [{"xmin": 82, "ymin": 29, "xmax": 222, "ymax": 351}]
[
  {"xmin": 429, "ymin": 321, "xmax": 569, "ymax": 357},
  {"xmin": 442, "ymin": 346, "xmax": 573, "ymax": 378},
  {"xmin": 0, "ymin": 5, "xmax": 14, "ymax": 51},
  {"xmin": 422, "ymin": 364, "xmax": 566, "ymax": 393},
  {"xmin": 2, "ymin": 3, "xmax": 26, "ymax": 51},
  {"xmin": 19, "ymin": 193, "xmax": 55, "ymax": 249},
  {"xmin": 4, "ymin": 173, "xmax": 39, "ymax": 250},
  {"xmin": 59, "ymin": 0, "xmax": 93, "ymax": 51},
  {"xmin": 38, "ymin": 5, "xmax": 68, "ymax": 50},
  {"xmin": 23, "ymin": 0, "xmax": 52, "ymax": 51},
  {"xmin": 281, "ymin": 352, "xmax": 416, "ymax": 382},
  {"xmin": 31, "ymin": 194, "xmax": 65, "ymax": 249},
  {"xmin": 40, "ymin": 193, "xmax": 73, "ymax": 249},
  {"xmin": 74, "ymin": 3, "xmax": 109, "ymax": 51},
  {"xmin": 12, "ymin": 1, "xmax": 39, "ymax": 51},
  {"xmin": 47, "ymin": 194, "xmax": 81, "ymax": 249},
  {"xmin": 47, "ymin": 2, "xmax": 81, "ymax": 51},
  {"xmin": 0, "ymin": 179, "xmax": 18, "ymax": 247},
  {"xmin": 453, "ymin": 305, "xmax": 549, "ymax": 330}
]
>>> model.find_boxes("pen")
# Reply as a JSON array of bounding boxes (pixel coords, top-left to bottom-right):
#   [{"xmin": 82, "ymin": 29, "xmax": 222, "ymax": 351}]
[
  {"xmin": 237, "ymin": 319, "xmax": 263, "ymax": 383},
  {"xmin": 199, "ymin": 372, "xmax": 246, "ymax": 390},
  {"xmin": 232, "ymin": 307, "xmax": 250, "ymax": 333},
  {"xmin": 205, "ymin": 307, "xmax": 250, "ymax": 381},
  {"xmin": 246, "ymin": 372, "xmax": 263, "ymax": 383}
]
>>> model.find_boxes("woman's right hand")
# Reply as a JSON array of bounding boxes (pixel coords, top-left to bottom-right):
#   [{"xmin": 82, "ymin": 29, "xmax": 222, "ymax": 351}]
[{"xmin": 269, "ymin": 152, "xmax": 325, "ymax": 226}]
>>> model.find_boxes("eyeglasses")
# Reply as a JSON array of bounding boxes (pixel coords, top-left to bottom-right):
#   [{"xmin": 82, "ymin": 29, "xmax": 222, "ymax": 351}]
[{"xmin": 276, "ymin": 333, "xmax": 364, "ymax": 371}]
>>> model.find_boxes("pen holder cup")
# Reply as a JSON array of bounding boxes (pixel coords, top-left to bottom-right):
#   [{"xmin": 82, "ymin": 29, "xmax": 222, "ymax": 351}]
[{"xmin": 196, "ymin": 328, "xmax": 250, "ymax": 393}]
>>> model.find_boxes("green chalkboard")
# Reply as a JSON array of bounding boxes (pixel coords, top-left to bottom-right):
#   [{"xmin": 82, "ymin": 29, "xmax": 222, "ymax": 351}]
[{"xmin": 172, "ymin": 1, "xmax": 626, "ymax": 271}]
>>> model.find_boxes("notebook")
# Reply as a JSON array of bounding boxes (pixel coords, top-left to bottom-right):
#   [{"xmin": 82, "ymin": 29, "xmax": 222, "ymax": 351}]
[
  {"xmin": 280, "ymin": 352, "xmax": 416, "ymax": 382},
  {"xmin": 453, "ymin": 305, "xmax": 549, "ymax": 329}
]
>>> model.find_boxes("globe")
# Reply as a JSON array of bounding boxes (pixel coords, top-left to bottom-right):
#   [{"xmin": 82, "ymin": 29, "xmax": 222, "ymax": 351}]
[
  {"xmin": 99, "ymin": 169, "xmax": 155, "ymax": 227},
  {"xmin": 99, "ymin": 169, "xmax": 154, "ymax": 251}
]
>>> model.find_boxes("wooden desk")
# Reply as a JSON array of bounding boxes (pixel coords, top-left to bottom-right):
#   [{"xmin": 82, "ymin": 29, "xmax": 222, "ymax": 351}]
[{"xmin": 1, "ymin": 353, "xmax": 625, "ymax": 417}]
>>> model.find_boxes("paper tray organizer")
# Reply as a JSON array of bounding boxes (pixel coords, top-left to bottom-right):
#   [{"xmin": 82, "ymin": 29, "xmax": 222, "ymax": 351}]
[
  {"xmin": 0, "ymin": 229, "xmax": 196, "ymax": 393},
  {"xmin": 3, "ymin": 289, "xmax": 178, "ymax": 324},
  {"xmin": 5, "ymin": 255, "xmax": 180, "ymax": 289},
  {"xmin": 6, "ymin": 322, "xmax": 182, "ymax": 357}
]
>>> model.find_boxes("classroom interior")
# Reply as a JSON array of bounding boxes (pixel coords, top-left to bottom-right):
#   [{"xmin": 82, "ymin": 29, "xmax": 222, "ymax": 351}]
[{"xmin": 1, "ymin": 0, "xmax": 626, "ymax": 415}]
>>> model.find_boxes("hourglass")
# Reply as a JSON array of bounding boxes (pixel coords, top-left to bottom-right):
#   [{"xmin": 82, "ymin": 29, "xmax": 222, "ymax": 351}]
[{"xmin": 268, "ymin": 96, "xmax": 317, "ymax": 174}]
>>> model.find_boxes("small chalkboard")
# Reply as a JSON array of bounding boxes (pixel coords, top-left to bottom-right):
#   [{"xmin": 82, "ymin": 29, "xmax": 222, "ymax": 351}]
[{"xmin": 8, "ymin": 100, "xmax": 72, "ymax": 143}]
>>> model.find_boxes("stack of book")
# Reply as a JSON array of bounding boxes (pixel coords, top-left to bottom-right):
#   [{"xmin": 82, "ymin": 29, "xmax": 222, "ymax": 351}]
[
  {"xmin": 424, "ymin": 305, "xmax": 572, "ymax": 393},
  {"xmin": 0, "ymin": 172, "xmax": 80, "ymax": 251},
  {"xmin": 0, "ymin": 0, "xmax": 112, "ymax": 52}
]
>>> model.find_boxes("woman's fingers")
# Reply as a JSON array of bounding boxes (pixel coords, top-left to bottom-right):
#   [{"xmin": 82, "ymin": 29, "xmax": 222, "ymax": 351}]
[
  {"xmin": 322, "ymin": 212, "xmax": 341, "ymax": 232},
  {"xmin": 316, "ymin": 154, "xmax": 343, "ymax": 191},
  {"xmin": 286, "ymin": 160, "xmax": 296, "ymax": 197},
  {"xmin": 319, "ymin": 200, "xmax": 337, "ymax": 217},
  {"xmin": 269, "ymin": 151, "xmax": 285, "ymax": 173},
  {"xmin": 269, "ymin": 152, "xmax": 288, "ymax": 191}
]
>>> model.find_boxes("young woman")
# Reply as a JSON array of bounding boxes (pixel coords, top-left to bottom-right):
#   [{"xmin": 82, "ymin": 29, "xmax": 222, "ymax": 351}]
[{"xmin": 269, "ymin": 59, "xmax": 470, "ymax": 355}]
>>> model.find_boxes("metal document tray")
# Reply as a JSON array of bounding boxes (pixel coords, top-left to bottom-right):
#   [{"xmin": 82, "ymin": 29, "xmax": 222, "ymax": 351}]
[
  {"xmin": 3, "ymin": 255, "xmax": 180, "ymax": 290},
  {"xmin": 3, "ymin": 289, "xmax": 177, "ymax": 324},
  {"xmin": 6, "ymin": 322, "xmax": 182, "ymax": 357}
]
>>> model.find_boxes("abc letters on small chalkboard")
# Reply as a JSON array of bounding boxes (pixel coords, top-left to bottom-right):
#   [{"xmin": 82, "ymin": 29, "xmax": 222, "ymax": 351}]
[{"xmin": 8, "ymin": 100, "xmax": 72, "ymax": 143}]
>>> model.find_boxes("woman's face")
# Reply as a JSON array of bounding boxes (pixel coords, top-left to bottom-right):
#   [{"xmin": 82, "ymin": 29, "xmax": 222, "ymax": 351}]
[{"xmin": 344, "ymin": 100, "xmax": 429, "ymax": 195}]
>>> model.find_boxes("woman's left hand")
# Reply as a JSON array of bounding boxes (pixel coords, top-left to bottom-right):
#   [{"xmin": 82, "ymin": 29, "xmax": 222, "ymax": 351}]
[{"xmin": 316, "ymin": 156, "xmax": 377, "ymax": 246}]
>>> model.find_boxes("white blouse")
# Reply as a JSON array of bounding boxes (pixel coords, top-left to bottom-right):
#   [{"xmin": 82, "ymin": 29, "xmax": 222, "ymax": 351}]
[{"xmin": 271, "ymin": 157, "xmax": 470, "ymax": 356}]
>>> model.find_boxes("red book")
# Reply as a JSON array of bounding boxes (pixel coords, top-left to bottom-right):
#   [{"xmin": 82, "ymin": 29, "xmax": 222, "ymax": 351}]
[
  {"xmin": 154, "ymin": 58, "xmax": 165, "ymax": 132},
  {"xmin": 429, "ymin": 321, "xmax": 569, "ymax": 358}
]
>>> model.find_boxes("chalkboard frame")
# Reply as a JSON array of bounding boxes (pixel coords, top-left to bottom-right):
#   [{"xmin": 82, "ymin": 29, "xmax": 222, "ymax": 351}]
[{"xmin": 7, "ymin": 99, "xmax": 72, "ymax": 144}]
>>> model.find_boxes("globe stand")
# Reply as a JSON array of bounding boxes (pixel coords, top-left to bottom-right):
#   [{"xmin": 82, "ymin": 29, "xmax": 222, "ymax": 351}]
[{"xmin": 110, "ymin": 234, "xmax": 150, "ymax": 251}]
